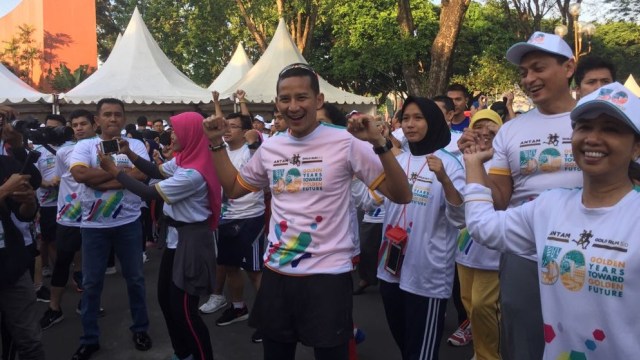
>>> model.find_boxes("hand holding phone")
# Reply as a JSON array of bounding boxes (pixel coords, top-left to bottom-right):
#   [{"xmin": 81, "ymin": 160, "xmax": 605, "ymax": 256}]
[{"xmin": 100, "ymin": 139, "xmax": 120, "ymax": 155}]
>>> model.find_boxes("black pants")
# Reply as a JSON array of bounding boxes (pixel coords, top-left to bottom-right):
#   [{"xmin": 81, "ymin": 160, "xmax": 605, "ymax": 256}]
[
  {"xmin": 157, "ymin": 248, "xmax": 213, "ymax": 360},
  {"xmin": 263, "ymin": 339, "xmax": 348, "ymax": 360},
  {"xmin": 379, "ymin": 281, "xmax": 447, "ymax": 360}
]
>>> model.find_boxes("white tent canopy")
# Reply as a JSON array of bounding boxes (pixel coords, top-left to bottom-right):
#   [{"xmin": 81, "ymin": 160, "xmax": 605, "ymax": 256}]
[
  {"xmin": 61, "ymin": 7, "xmax": 212, "ymax": 104},
  {"xmin": 222, "ymin": 19, "xmax": 376, "ymax": 105},
  {"xmin": 624, "ymin": 74, "xmax": 640, "ymax": 97},
  {"xmin": 208, "ymin": 42, "xmax": 253, "ymax": 92},
  {"xmin": 0, "ymin": 62, "xmax": 52, "ymax": 104}
]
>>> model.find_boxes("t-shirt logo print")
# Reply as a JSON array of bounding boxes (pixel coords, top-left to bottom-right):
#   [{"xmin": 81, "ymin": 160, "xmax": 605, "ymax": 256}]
[{"xmin": 572, "ymin": 229, "xmax": 593, "ymax": 250}]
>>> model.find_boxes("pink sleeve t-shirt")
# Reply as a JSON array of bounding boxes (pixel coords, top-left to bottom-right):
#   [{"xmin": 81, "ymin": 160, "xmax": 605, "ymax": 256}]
[{"xmin": 238, "ymin": 123, "xmax": 385, "ymax": 275}]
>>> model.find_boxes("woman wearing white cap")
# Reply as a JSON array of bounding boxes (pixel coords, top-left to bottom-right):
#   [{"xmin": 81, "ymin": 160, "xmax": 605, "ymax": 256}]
[{"xmin": 462, "ymin": 82, "xmax": 640, "ymax": 359}]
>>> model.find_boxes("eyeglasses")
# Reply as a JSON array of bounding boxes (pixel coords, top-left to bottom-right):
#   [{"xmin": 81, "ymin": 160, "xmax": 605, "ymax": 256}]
[{"xmin": 278, "ymin": 63, "xmax": 317, "ymax": 78}]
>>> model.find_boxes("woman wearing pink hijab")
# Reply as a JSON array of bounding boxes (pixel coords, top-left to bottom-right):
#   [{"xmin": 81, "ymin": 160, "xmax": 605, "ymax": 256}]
[{"xmin": 99, "ymin": 112, "xmax": 220, "ymax": 360}]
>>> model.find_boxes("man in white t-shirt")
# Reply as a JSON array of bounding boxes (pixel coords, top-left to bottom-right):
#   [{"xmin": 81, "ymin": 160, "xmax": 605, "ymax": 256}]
[
  {"xmin": 208, "ymin": 113, "xmax": 266, "ymax": 330},
  {"xmin": 34, "ymin": 114, "xmax": 68, "ymax": 276},
  {"xmin": 69, "ymin": 99, "xmax": 152, "ymax": 360},
  {"xmin": 203, "ymin": 63, "xmax": 411, "ymax": 360},
  {"xmin": 459, "ymin": 32, "xmax": 582, "ymax": 360},
  {"xmin": 40, "ymin": 109, "xmax": 98, "ymax": 330}
]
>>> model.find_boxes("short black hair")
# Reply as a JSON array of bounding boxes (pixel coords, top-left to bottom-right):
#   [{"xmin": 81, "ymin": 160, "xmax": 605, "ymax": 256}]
[
  {"xmin": 276, "ymin": 63, "xmax": 320, "ymax": 95},
  {"xmin": 45, "ymin": 114, "xmax": 66, "ymax": 126},
  {"xmin": 136, "ymin": 116, "xmax": 148, "ymax": 126},
  {"xmin": 153, "ymin": 118, "xmax": 163, "ymax": 125},
  {"xmin": 225, "ymin": 112, "xmax": 252, "ymax": 130},
  {"xmin": 96, "ymin": 98, "xmax": 125, "ymax": 114},
  {"xmin": 319, "ymin": 103, "xmax": 347, "ymax": 127},
  {"xmin": 432, "ymin": 95, "xmax": 454, "ymax": 112},
  {"xmin": 68, "ymin": 109, "xmax": 95, "ymax": 124},
  {"xmin": 446, "ymin": 84, "xmax": 470, "ymax": 98},
  {"xmin": 575, "ymin": 56, "xmax": 616, "ymax": 86}
]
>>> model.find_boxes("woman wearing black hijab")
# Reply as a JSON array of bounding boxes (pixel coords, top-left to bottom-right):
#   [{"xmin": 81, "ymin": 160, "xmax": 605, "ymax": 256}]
[{"xmin": 376, "ymin": 97, "xmax": 466, "ymax": 360}]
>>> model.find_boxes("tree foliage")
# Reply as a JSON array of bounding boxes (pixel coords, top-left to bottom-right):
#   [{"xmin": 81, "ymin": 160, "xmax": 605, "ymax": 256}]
[
  {"xmin": 86, "ymin": 0, "xmax": 640, "ymax": 102},
  {"xmin": 49, "ymin": 64, "xmax": 96, "ymax": 93},
  {"xmin": 0, "ymin": 25, "xmax": 41, "ymax": 86}
]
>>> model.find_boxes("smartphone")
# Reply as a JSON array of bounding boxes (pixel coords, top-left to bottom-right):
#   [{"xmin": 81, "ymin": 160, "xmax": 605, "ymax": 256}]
[
  {"xmin": 384, "ymin": 242, "xmax": 403, "ymax": 275},
  {"xmin": 100, "ymin": 139, "xmax": 120, "ymax": 155}
]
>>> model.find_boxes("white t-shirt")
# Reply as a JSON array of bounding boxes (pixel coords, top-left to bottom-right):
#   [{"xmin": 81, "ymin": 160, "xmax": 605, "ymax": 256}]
[
  {"xmin": 392, "ymin": 128, "xmax": 410, "ymax": 153},
  {"xmin": 489, "ymin": 109, "xmax": 582, "ymax": 261},
  {"xmin": 443, "ymin": 130, "xmax": 463, "ymax": 159},
  {"xmin": 238, "ymin": 123, "xmax": 385, "ymax": 275},
  {"xmin": 158, "ymin": 159, "xmax": 211, "ymax": 249},
  {"xmin": 378, "ymin": 149, "xmax": 466, "ymax": 298},
  {"xmin": 70, "ymin": 137, "xmax": 149, "ymax": 228},
  {"xmin": 456, "ymin": 162, "xmax": 500, "ymax": 270},
  {"xmin": 221, "ymin": 144, "xmax": 264, "ymax": 220},
  {"xmin": 351, "ymin": 179, "xmax": 385, "ymax": 224},
  {"xmin": 55, "ymin": 141, "xmax": 85, "ymax": 227},
  {"xmin": 34, "ymin": 144, "xmax": 59, "ymax": 207},
  {"xmin": 464, "ymin": 183, "xmax": 640, "ymax": 359}
]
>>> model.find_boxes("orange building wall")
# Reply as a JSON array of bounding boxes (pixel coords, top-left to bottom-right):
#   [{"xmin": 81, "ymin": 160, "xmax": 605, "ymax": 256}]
[{"xmin": 0, "ymin": 0, "xmax": 96, "ymax": 89}]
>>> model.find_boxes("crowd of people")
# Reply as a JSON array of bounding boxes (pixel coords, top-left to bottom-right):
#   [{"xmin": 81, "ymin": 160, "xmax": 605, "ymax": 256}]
[{"xmin": 0, "ymin": 30, "xmax": 637, "ymax": 360}]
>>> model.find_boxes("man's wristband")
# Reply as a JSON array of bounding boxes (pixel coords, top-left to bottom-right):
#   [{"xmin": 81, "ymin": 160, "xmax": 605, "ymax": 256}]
[
  {"xmin": 373, "ymin": 138, "xmax": 393, "ymax": 155},
  {"xmin": 209, "ymin": 142, "xmax": 227, "ymax": 152}
]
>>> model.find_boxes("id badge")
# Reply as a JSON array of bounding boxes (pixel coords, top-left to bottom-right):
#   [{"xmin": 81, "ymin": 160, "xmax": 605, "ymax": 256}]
[{"xmin": 384, "ymin": 226, "xmax": 407, "ymax": 275}]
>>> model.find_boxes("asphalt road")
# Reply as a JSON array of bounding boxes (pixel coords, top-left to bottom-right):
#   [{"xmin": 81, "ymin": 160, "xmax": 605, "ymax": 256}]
[{"xmin": 37, "ymin": 244, "xmax": 474, "ymax": 360}]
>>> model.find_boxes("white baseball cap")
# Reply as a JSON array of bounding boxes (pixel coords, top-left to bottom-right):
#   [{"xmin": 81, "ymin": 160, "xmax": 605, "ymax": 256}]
[
  {"xmin": 264, "ymin": 121, "xmax": 273, "ymax": 130},
  {"xmin": 570, "ymin": 82, "xmax": 640, "ymax": 135},
  {"xmin": 253, "ymin": 115, "xmax": 265, "ymax": 123},
  {"xmin": 506, "ymin": 31, "xmax": 574, "ymax": 65}
]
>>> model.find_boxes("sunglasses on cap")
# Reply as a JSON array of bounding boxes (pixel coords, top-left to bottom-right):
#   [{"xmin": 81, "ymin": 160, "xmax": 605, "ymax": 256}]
[{"xmin": 278, "ymin": 63, "xmax": 318, "ymax": 78}]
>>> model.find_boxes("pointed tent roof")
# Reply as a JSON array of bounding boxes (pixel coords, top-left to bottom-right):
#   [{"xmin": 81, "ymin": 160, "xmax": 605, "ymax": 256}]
[
  {"xmin": 222, "ymin": 19, "xmax": 375, "ymax": 105},
  {"xmin": 0, "ymin": 62, "xmax": 52, "ymax": 104},
  {"xmin": 624, "ymin": 74, "xmax": 640, "ymax": 97},
  {"xmin": 208, "ymin": 42, "xmax": 253, "ymax": 92},
  {"xmin": 61, "ymin": 7, "xmax": 211, "ymax": 104}
]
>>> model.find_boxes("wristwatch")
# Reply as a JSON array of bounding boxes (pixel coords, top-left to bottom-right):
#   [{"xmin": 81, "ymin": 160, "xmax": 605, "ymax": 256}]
[
  {"xmin": 373, "ymin": 138, "xmax": 393, "ymax": 155},
  {"xmin": 208, "ymin": 142, "xmax": 227, "ymax": 152}
]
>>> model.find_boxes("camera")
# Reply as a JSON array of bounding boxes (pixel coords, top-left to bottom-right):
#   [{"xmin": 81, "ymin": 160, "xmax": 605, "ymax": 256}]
[
  {"xmin": 10, "ymin": 117, "xmax": 73, "ymax": 146},
  {"xmin": 100, "ymin": 139, "xmax": 120, "ymax": 154},
  {"xmin": 26, "ymin": 126, "xmax": 74, "ymax": 146}
]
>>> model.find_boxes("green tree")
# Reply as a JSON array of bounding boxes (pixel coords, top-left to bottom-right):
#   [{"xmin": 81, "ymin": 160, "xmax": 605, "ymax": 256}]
[
  {"xmin": 49, "ymin": 64, "xmax": 96, "ymax": 92},
  {"xmin": 0, "ymin": 24, "xmax": 41, "ymax": 86},
  {"xmin": 590, "ymin": 22, "xmax": 640, "ymax": 81}
]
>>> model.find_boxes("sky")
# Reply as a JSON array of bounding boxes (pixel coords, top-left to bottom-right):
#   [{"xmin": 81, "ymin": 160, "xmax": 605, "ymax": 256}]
[{"xmin": 0, "ymin": 0, "xmax": 22, "ymax": 18}]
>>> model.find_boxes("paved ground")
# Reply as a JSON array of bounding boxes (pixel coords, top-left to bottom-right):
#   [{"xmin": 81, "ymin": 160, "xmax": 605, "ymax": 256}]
[{"xmin": 37, "ymin": 245, "xmax": 474, "ymax": 360}]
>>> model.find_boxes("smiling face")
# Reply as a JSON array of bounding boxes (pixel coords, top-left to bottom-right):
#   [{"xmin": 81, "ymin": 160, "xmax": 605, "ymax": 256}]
[
  {"xmin": 572, "ymin": 114, "xmax": 640, "ymax": 180},
  {"xmin": 97, "ymin": 103, "xmax": 125, "ymax": 139},
  {"xmin": 223, "ymin": 117, "xmax": 247, "ymax": 148},
  {"xmin": 519, "ymin": 51, "xmax": 574, "ymax": 112},
  {"xmin": 170, "ymin": 130, "xmax": 182, "ymax": 152},
  {"xmin": 276, "ymin": 76, "xmax": 324, "ymax": 138},
  {"xmin": 472, "ymin": 119, "xmax": 499, "ymax": 148},
  {"xmin": 401, "ymin": 102, "xmax": 428, "ymax": 143}
]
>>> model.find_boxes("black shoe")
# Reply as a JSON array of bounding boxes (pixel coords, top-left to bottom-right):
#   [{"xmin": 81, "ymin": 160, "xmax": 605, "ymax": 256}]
[
  {"xmin": 353, "ymin": 283, "xmax": 370, "ymax": 295},
  {"xmin": 71, "ymin": 344, "xmax": 100, "ymax": 360},
  {"xmin": 132, "ymin": 331, "xmax": 152, "ymax": 351},
  {"xmin": 40, "ymin": 308, "xmax": 64, "ymax": 330},
  {"xmin": 251, "ymin": 329, "xmax": 263, "ymax": 343},
  {"xmin": 76, "ymin": 300, "xmax": 105, "ymax": 317},
  {"xmin": 216, "ymin": 305, "xmax": 249, "ymax": 326},
  {"xmin": 36, "ymin": 286, "xmax": 51, "ymax": 302}
]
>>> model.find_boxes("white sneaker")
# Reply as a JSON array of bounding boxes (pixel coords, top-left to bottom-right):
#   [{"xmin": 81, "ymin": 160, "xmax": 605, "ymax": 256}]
[
  {"xmin": 105, "ymin": 266, "xmax": 117, "ymax": 275},
  {"xmin": 199, "ymin": 294, "xmax": 227, "ymax": 314},
  {"xmin": 142, "ymin": 252, "xmax": 149, "ymax": 263}
]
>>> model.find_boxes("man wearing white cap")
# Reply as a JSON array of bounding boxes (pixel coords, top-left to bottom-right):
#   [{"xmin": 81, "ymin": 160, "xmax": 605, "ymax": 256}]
[{"xmin": 459, "ymin": 31, "xmax": 582, "ymax": 360}]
